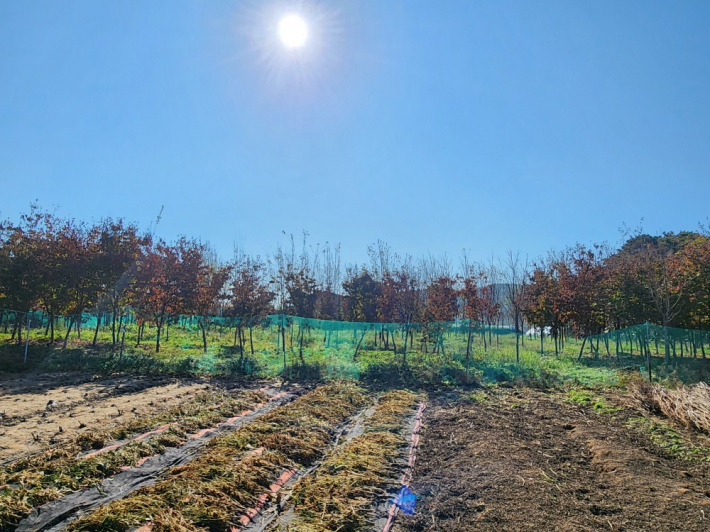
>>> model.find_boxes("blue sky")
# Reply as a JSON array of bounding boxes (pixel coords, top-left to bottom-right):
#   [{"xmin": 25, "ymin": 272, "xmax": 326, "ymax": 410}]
[{"xmin": 1, "ymin": 1, "xmax": 709, "ymax": 267}]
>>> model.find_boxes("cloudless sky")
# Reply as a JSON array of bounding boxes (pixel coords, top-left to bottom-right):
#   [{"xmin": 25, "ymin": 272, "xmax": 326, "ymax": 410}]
[{"xmin": 1, "ymin": 0, "xmax": 709, "ymax": 267}]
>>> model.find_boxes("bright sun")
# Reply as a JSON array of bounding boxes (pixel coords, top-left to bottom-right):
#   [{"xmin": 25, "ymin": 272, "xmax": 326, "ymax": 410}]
[{"xmin": 278, "ymin": 13, "xmax": 308, "ymax": 49}]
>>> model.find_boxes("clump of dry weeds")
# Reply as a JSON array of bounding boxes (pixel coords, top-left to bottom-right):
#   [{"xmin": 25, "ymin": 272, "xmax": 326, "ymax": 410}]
[{"xmin": 631, "ymin": 380, "xmax": 710, "ymax": 434}]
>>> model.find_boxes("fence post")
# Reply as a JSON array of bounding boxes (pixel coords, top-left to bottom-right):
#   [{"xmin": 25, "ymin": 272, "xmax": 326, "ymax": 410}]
[
  {"xmin": 281, "ymin": 314, "xmax": 287, "ymax": 375},
  {"xmin": 646, "ymin": 322, "xmax": 652, "ymax": 381}
]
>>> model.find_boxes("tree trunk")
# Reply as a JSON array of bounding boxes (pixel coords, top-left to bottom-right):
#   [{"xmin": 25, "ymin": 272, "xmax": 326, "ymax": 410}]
[
  {"xmin": 119, "ymin": 325, "xmax": 126, "ymax": 362},
  {"xmin": 200, "ymin": 318, "xmax": 208, "ymax": 353},
  {"xmin": 515, "ymin": 330, "xmax": 520, "ymax": 364},
  {"xmin": 249, "ymin": 327, "xmax": 254, "ymax": 355},
  {"xmin": 691, "ymin": 333, "xmax": 697, "ymax": 358},
  {"xmin": 281, "ymin": 316, "xmax": 286, "ymax": 356},
  {"xmin": 401, "ymin": 325, "xmax": 408, "ymax": 367},
  {"xmin": 112, "ymin": 307, "xmax": 117, "ymax": 346},
  {"xmin": 237, "ymin": 325, "xmax": 244, "ymax": 356},
  {"xmin": 93, "ymin": 312, "xmax": 101, "ymax": 347},
  {"xmin": 298, "ymin": 326, "xmax": 305, "ymax": 365},
  {"xmin": 24, "ymin": 313, "xmax": 30, "ymax": 351},
  {"xmin": 117, "ymin": 314, "xmax": 124, "ymax": 349},
  {"xmin": 354, "ymin": 329, "xmax": 366, "ymax": 360},
  {"xmin": 701, "ymin": 335, "xmax": 706, "ymax": 359},
  {"xmin": 577, "ymin": 336, "xmax": 588, "ymax": 361},
  {"xmin": 664, "ymin": 324, "xmax": 670, "ymax": 366},
  {"xmin": 62, "ymin": 317, "xmax": 74, "ymax": 349},
  {"xmin": 156, "ymin": 314, "xmax": 164, "ymax": 353}
]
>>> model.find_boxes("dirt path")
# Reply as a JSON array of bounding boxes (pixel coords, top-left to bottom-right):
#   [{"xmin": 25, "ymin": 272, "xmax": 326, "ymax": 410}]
[
  {"xmin": 393, "ymin": 388, "xmax": 710, "ymax": 532},
  {"xmin": 0, "ymin": 374, "xmax": 214, "ymax": 461}
]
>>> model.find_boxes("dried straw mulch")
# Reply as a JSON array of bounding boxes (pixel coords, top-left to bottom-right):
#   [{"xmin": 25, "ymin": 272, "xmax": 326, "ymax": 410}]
[{"xmin": 631, "ymin": 380, "xmax": 710, "ymax": 434}]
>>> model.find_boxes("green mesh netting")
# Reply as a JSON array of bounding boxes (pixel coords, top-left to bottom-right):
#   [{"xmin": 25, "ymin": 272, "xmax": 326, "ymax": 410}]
[
  {"xmin": 0, "ymin": 309, "xmax": 517, "ymax": 376},
  {"xmin": 582, "ymin": 322, "xmax": 710, "ymax": 360},
  {"xmin": 1, "ymin": 308, "xmax": 708, "ymax": 380}
]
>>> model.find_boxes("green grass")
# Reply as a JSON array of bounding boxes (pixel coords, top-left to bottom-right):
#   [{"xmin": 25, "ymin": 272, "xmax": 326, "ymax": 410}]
[
  {"xmin": 628, "ymin": 416, "xmax": 710, "ymax": 462},
  {"xmin": 468, "ymin": 390, "xmax": 488, "ymax": 402},
  {"xmin": 565, "ymin": 389, "xmax": 621, "ymax": 414}
]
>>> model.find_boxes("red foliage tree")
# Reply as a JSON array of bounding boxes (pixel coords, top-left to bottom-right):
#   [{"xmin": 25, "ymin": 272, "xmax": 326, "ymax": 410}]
[
  {"xmin": 424, "ymin": 275, "xmax": 458, "ymax": 353},
  {"xmin": 228, "ymin": 257, "xmax": 274, "ymax": 355}
]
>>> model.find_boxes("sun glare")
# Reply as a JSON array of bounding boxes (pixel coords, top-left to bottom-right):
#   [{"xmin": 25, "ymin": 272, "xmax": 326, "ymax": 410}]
[{"xmin": 278, "ymin": 13, "xmax": 308, "ymax": 49}]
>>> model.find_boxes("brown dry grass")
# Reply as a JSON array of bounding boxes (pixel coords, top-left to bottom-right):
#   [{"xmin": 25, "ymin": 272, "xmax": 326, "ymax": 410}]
[
  {"xmin": 631, "ymin": 380, "xmax": 710, "ymax": 434},
  {"xmin": 67, "ymin": 383, "xmax": 368, "ymax": 532},
  {"xmin": 285, "ymin": 390, "xmax": 419, "ymax": 532},
  {"xmin": 0, "ymin": 388, "xmax": 267, "ymax": 531}
]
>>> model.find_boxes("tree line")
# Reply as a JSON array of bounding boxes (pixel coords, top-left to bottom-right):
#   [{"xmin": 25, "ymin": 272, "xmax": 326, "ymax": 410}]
[
  {"xmin": 524, "ymin": 232, "xmax": 710, "ymax": 363},
  {"xmin": 0, "ymin": 206, "xmax": 708, "ymax": 363}
]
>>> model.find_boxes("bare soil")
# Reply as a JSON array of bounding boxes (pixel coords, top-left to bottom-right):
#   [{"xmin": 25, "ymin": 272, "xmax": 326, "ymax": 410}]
[
  {"xmin": 393, "ymin": 388, "xmax": 710, "ymax": 532},
  {"xmin": 0, "ymin": 373, "xmax": 214, "ymax": 461}
]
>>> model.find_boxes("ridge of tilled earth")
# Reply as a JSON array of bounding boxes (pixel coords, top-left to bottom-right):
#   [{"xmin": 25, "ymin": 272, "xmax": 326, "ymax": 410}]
[
  {"xmin": 14, "ymin": 387, "xmax": 300, "ymax": 532},
  {"xmin": 254, "ymin": 392, "xmax": 422, "ymax": 532},
  {"xmin": 232, "ymin": 402, "xmax": 377, "ymax": 532},
  {"xmin": 54, "ymin": 384, "xmax": 364, "ymax": 532},
  {"xmin": 393, "ymin": 388, "xmax": 710, "ymax": 532}
]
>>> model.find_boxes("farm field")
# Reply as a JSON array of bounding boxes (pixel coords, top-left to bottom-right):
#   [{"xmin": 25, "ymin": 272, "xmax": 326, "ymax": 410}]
[
  {"xmin": 393, "ymin": 387, "xmax": 710, "ymax": 532},
  {"xmin": 0, "ymin": 373, "xmax": 708, "ymax": 531},
  {"xmin": 0, "ymin": 381, "xmax": 424, "ymax": 531},
  {"xmin": 0, "ymin": 374, "xmax": 223, "ymax": 462},
  {"xmin": 0, "ymin": 376, "xmax": 293, "ymax": 530}
]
